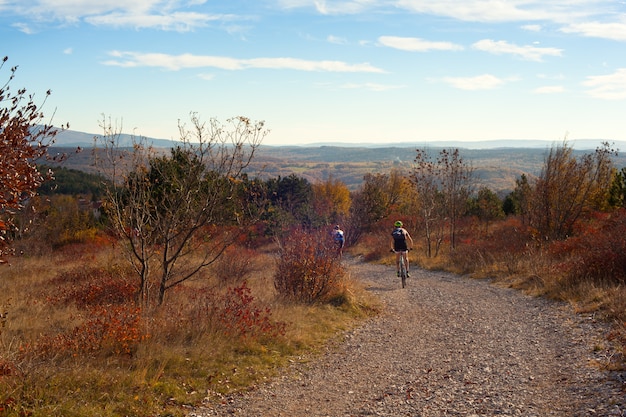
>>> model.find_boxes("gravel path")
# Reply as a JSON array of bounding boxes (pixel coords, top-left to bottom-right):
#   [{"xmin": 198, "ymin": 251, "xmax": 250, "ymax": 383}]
[{"xmin": 191, "ymin": 257, "xmax": 625, "ymax": 417}]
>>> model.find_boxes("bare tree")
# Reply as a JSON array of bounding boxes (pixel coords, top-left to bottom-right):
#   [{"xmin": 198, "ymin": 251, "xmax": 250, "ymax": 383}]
[
  {"xmin": 410, "ymin": 149, "xmax": 445, "ymax": 257},
  {"xmin": 439, "ymin": 148, "xmax": 474, "ymax": 249},
  {"xmin": 411, "ymin": 148, "xmax": 474, "ymax": 254},
  {"xmin": 0, "ymin": 56, "xmax": 67, "ymax": 260},
  {"xmin": 95, "ymin": 113, "xmax": 268, "ymax": 306},
  {"xmin": 530, "ymin": 141, "xmax": 616, "ymax": 240}
]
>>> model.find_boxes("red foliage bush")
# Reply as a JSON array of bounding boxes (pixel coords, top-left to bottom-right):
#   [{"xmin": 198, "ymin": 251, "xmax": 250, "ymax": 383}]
[
  {"xmin": 218, "ymin": 282, "xmax": 285, "ymax": 340},
  {"xmin": 551, "ymin": 209, "xmax": 626, "ymax": 285},
  {"xmin": 450, "ymin": 217, "xmax": 534, "ymax": 274},
  {"xmin": 153, "ymin": 283, "xmax": 285, "ymax": 343},
  {"xmin": 25, "ymin": 304, "xmax": 145, "ymax": 358},
  {"xmin": 274, "ymin": 228, "xmax": 345, "ymax": 303},
  {"xmin": 45, "ymin": 266, "xmax": 138, "ymax": 308},
  {"xmin": 0, "ymin": 360, "xmax": 15, "ymax": 377}
]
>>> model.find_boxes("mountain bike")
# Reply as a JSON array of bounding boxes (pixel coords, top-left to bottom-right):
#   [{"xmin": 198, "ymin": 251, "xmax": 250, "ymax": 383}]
[{"xmin": 391, "ymin": 249, "xmax": 409, "ymax": 288}]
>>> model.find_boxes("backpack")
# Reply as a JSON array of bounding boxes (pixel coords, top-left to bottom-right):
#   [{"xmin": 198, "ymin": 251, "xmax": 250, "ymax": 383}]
[{"xmin": 392, "ymin": 228, "xmax": 405, "ymax": 241}]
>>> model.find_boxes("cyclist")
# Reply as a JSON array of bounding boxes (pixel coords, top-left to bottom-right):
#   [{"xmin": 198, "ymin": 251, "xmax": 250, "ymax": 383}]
[
  {"xmin": 333, "ymin": 224, "xmax": 345, "ymax": 258},
  {"xmin": 390, "ymin": 221, "xmax": 413, "ymax": 277}
]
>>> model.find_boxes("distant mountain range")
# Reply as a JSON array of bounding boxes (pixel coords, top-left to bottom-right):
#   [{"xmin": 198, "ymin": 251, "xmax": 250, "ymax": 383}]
[
  {"xmin": 51, "ymin": 128, "xmax": 626, "ymax": 152},
  {"xmin": 47, "ymin": 128, "xmax": 626, "ymax": 193}
]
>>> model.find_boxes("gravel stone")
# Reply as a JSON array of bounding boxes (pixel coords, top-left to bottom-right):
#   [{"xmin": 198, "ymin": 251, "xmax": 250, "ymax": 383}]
[{"xmin": 190, "ymin": 257, "xmax": 625, "ymax": 417}]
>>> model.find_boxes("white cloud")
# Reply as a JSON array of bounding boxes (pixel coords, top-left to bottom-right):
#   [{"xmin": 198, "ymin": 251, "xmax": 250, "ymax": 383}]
[
  {"xmin": 537, "ymin": 73, "xmax": 565, "ymax": 80},
  {"xmin": 533, "ymin": 85, "xmax": 564, "ymax": 94},
  {"xmin": 392, "ymin": 0, "xmax": 590, "ymax": 23},
  {"xmin": 561, "ymin": 21, "xmax": 626, "ymax": 42},
  {"xmin": 85, "ymin": 11, "xmax": 219, "ymax": 31},
  {"xmin": 197, "ymin": 73, "xmax": 215, "ymax": 81},
  {"xmin": 327, "ymin": 35, "xmax": 348, "ymax": 45},
  {"xmin": 442, "ymin": 74, "xmax": 505, "ymax": 90},
  {"xmin": 103, "ymin": 51, "xmax": 386, "ymax": 73},
  {"xmin": 378, "ymin": 36, "xmax": 463, "ymax": 52},
  {"xmin": 281, "ymin": 0, "xmax": 624, "ymax": 37},
  {"xmin": 63, "ymin": 47, "xmax": 73, "ymax": 54},
  {"xmin": 5, "ymin": 0, "xmax": 237, "ymax": 32},
  {"xmin": 472, "ymin": 39, "xmax": 562, "ymax": 61},
  {"xmin": 314, "ymin": 0, "xmax": 378, "ymax": 14},
  {"xmin": 522, "ymin": 24, "xmax": 542, "ymax": 32},
  {"xmin": 583, "ymin": 68, "xmax": 626, "ymax": 100},
  {"xmin": 340, "ymin": 82, "xmax": 405, "ymax": 91},
  {"xmin": 12, "ymin": 22, "xmax": 34, "ymax": 34},
  {"xmin": 275, "ymin": 0, "xmax": 378, "ymax": 14}
]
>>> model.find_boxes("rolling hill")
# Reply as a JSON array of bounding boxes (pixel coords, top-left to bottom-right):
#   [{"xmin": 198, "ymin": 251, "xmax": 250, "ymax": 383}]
[{"xmin": 49, "ymin": 129, "xmax": 626, "ymax": 194}]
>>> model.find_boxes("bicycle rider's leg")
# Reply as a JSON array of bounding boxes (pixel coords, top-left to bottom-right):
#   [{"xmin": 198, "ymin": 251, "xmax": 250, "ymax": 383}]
[
  {"xmin": 403, "ymin": 251, "xmax": 409, "ymax": 274},
  {"xmin": 395, "ymin": 251, "xmax": 401, "ymax": 274}
]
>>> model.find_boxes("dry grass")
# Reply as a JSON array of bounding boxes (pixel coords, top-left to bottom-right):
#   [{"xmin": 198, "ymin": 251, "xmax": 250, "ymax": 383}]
[{"xmin": 0, "ymin": 240, "xmax": 377, "ymax": 416}]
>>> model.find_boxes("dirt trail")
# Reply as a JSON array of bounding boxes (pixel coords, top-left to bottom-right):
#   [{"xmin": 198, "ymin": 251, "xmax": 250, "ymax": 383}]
[{"xmin": 191, "ymin": 257, "xmax": 625, "ymax": 417}]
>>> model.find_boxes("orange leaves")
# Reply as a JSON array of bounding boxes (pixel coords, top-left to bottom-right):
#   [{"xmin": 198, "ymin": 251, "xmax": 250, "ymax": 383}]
[
  {"xmin": 218, "ymin": 282, "xmax": 285, "ymax": 340},
  {"xmin": 1, "ymin": 56, "xmax": 65, "ymax": 257},
  {"xmin": 44, "ymin": 266, "xmax": 138, "ymax": 309},
  {"xmin": 28, "ymin": 305, "xmax": 146, "ymax": 358}
]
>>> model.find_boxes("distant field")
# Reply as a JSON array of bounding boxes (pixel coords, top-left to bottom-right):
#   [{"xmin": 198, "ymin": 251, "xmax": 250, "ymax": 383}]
[{"xmin": 50, "ymin": 144, "xmax": 626, "ymax": 193}]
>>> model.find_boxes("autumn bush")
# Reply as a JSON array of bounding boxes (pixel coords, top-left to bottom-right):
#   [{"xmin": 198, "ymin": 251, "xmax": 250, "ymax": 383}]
[
  {"xmin": 550, "ymin": 210, "xmax": 626, "ymax": 288},
  {"xmin": 152, "ymin": 279, "xmax": 285, "ymax": 345},
  {"xmin": 44, "ymin": 264, "xmax": 138, "ymax": 308},
  {"xmin": 26, "ymin": 304, "xmax": 145, "ymax": 358},
  {"xmin": 274, "ymin": 228, "xmax": 346, "ymax": 303},
  {"xmin": 449, "ymin": 217, "xmax": 536, "ymax": 276},
  {"xmin": 211, "ymin": 245, "xmax": 260, "ymax": 284},
  {"xmin": 217, "ymin": 281, "xmax": 286, "ymax": 340}
]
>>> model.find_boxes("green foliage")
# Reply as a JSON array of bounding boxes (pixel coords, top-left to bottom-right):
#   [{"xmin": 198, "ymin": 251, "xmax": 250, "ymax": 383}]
[
  {"xmin": 37, "ymin": 165, "xmax": 109, "ymax": 198},
  {"xmin": 9, "ymin": 194, "xmax": 102, "ymax": 254},
  {"xmin": 469, "ymin": 187, "xmax": 505, "ymax": 232},
  {"xmin": 274, "ymin": 228, "xmax": 345, "ymax": 303},
  {"xmin": 266, "ymin": 174, "xmax": 314, "ymax": 227}
]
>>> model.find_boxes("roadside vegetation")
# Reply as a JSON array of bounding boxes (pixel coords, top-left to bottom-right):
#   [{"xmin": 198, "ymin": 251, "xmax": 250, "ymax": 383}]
[{"xmin": 1, "ymin": 55, "xmax": 624, "ymax": 416}]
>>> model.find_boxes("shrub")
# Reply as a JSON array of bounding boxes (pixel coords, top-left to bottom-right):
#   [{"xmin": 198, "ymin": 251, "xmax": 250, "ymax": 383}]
[
  {"xmin": 25, "ymin": 304, "xmax": 146, "ymax": 358},
  {"xmin": 44, "ymin": 265, "xmax": 138, "ymax": 308},
  {"xmin": 211, "ymin": 245, "xmax": 259, "ymax": 284},
  {"xmin": 449, "ymin": 217, "xmax": 534, "ymax": 275},
  {"xmin": 274, "ymin": 228, "xmax": 345, "ymax": 303},
  {"xmin": 218, "ymin": 282, "xmax": 286, "ymax": 340},
  {"xmin": 552, "ymin": 209, "xmax": 626, "ymax": 286}
]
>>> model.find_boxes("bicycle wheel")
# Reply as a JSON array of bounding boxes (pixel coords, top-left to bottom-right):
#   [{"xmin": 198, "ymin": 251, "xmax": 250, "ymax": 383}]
[{"xmin": 400, "ymin": 255, "xmax": 407, "ymax": 288}]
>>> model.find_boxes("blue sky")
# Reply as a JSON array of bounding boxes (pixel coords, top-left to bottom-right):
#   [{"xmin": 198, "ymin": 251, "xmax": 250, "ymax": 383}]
[{"xmin": 1, "ymin": 1, "xmax": 626, "ymax": 146}]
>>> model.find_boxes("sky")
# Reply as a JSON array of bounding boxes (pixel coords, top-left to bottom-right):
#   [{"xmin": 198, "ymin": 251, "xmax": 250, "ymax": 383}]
[{"xmin": 1, "ymin": 0, "xmax": 626, "ymax": 146}]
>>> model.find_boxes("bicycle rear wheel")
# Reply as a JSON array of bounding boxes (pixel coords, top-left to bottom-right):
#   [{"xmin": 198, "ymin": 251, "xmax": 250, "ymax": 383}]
[{"xmin": 400, "ymin": 255, "xmax": 407, "ymax": 288}]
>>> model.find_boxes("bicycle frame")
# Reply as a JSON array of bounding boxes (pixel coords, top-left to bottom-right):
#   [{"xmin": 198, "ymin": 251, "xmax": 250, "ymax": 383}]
[{"xmin": 393, "ymin": 249, "xmax": 408, "ymax": 288}]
